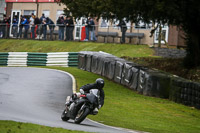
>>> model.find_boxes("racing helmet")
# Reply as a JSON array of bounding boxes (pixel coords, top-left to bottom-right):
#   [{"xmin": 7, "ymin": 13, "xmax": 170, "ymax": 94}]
[{"xmin": 96, "ymin": 78, "xmax": 104, "ymax": 89}]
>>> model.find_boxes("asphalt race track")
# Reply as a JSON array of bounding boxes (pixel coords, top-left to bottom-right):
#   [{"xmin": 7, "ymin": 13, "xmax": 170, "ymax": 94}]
[{"xmin": 0, "ymin": 67, "xmax": 138, "ymax": 133}]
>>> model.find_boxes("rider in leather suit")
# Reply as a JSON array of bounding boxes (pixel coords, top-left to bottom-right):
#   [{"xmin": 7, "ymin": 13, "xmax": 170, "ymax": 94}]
[{"xmin": 66, "ymin": 78, "xmax": 105, "ymax": 113}]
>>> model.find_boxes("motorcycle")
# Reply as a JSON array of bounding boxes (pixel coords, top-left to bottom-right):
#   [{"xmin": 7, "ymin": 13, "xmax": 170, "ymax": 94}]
[{"xmin": 61, "ymin": 89, "xmax": 100, "ymax": 124}]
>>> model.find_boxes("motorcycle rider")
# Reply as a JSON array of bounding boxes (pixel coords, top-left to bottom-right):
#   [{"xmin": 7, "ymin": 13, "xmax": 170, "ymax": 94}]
[{"xmin": 66, "ymin": 78, "xmax": 105, "ymax": 114}]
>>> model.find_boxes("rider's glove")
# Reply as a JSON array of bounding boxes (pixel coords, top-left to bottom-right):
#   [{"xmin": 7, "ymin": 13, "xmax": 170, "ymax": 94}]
[
  {"xmin": 80, "ymin": 89, "xmax": 84, "ymax": 94},
  {"xmin": 98, "ymin": 105, "xmax": 101, "ymax": 109}
]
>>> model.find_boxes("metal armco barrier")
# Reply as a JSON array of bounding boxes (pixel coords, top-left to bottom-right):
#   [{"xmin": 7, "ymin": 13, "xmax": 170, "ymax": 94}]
[
  {"xmin": 0, "ymin": 52, "xmax": 78, "ymax": 67},
  {"xmin": 78, "ymin": 51, "xmax": 200, "ymax": 109}
]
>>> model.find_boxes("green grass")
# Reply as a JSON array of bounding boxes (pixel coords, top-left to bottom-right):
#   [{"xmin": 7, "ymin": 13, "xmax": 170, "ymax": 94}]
[
  {"xmin": 0, "ymin": 120, "xmax": 87, "ymax": 133},
  {"xmin": 0, "ymin": 39, "xmax": 154, "ymax": 57},
  {"xmin": 45, "ymin": 67, "xmax": 200, "ymax": 133}
]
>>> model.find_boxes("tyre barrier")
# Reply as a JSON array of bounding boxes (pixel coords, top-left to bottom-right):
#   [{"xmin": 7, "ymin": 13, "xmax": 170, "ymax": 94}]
[
  {"xmin": 78, "ymin": 51, "xmax": 200, "ymax": 109},
  {"xmin": 0, "ymin": 52, "xmax": 78, "ymax": 67}
]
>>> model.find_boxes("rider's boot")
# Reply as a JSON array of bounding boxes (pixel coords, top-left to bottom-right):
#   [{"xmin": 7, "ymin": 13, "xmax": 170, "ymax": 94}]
[{"xmin": 93, "ymin": 107, "xmax": 99, "ymax": 115}]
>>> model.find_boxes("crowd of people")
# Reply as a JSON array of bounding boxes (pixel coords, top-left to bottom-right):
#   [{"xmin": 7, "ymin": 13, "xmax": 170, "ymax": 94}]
[
  {"xmin": 0, "ymin": 14, "xmax": 127, "ymax": 43},
  {"xmin": 0, "ymin": 14, "xmax": 55, "ymax": 40},
  {"xmin": 0, "ymin": 14, "xmax": 76, "ymax": 41},
  {"xmin": 0, "ymin": 14, "xmax": 99, "ymax": 41}
]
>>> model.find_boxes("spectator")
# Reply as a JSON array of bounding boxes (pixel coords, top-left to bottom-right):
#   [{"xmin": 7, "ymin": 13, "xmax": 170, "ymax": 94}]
[
  {"xmin": 2, "ymin": 15, "xmax": 10, "ymax": 38},
  {"xmin": 88, "ymin": 17, "xmax": 97, "ymax": 41},
  {"xmin": 30, "ymin": 13, "xmax": 35, "ymax": 39},
  {"xmin": 64, "ymin": 16, "xmax": 74, "ymax": 41},
  {"xmin": 117, "ymin": 19, "xmax": 127, "ymax": 44},
  {"xmin": 0, "ymin": 19, "xmax": 2, "ymax": 38},
  {"xmin": 84, "ymin": 17, "xmax": 89, "ymax": 41},
  {"xmin": 68, "ymin": 16, "xmax": 74, "ymax": 41},
  {"xmin": 12, "ymin": 16, "xmax": 19, "ymax": 37},
  {"xmin": 64, "ymin": 16, "xmax": 70, "ymax": 41},
  {"xmin": 42, "ymin": 18, "xmax": 47, "ymax": 40},
  {"xmin": 21, "ymin": 16, "xmax": 29, "ymax": 39},
  {"xmin": 57, "ymin": 15, "xmax": 65, "ymax": 40},
  {"xmin": 36, "ymin": 13, "xmax": 45, "ymax": 39},
  {"xmin": 34, "ymin": 16, "xmax": 41, "ymax": 39},
  {"xmin": 17, "ymin": 15, "xmax": 23, "ymax": 38},
  {"xmin": 46, "ymin": 17, "xmax": 55, "ymax": 40}
]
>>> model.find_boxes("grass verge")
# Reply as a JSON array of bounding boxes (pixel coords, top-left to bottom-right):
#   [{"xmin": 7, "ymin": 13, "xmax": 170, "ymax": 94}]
[
  {"xmin": 0, "ymin": 120, "xmax": 87, "ymax": 133},
  {"xmin": 0, "ymin": 39, "xmax": 154, "ymax": 57}
]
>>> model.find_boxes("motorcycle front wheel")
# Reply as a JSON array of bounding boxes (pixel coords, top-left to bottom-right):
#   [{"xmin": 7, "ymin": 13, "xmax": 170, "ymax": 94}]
[
  {"xmin": 74, "ymin": 107, "xmax": 90, "ymax": 124},
  {"xmin": 61, "ymin": 109, "xmax": 70, "ymax": 121}
]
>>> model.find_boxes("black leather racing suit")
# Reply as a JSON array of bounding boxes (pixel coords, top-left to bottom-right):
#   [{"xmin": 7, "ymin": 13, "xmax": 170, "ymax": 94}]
[{"xmin": 80, "ymin": 83, "xmax": 105, "ymax": 108}]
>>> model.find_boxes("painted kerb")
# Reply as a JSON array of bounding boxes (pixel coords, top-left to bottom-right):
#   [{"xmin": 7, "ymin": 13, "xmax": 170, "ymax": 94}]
[{"xmin": 0, "ymin": 52, "xmax": 78, "ymax": 67}]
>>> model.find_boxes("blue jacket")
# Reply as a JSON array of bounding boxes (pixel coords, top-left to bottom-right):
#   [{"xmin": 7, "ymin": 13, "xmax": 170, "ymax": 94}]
[
  {"xmin": 21, "ymin": 18, "xmax": 29, "ymax": 29},
  {"xmin": 12, "ymin": 18, "xmax": 18, "ymax": 27}
]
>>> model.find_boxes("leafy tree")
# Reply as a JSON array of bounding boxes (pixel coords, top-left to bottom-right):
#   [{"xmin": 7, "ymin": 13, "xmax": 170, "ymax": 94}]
[
  {"xmin": 133, "ymin": 0, "xmax": 200, "ymax": 68},
  {"xmin": 60, "ymin": 0, "xmax": 200, "ymax": 68}
]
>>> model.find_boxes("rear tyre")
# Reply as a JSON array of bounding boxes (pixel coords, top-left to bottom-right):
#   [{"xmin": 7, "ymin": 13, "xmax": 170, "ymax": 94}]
[
  {"xmin": 74, "ymin": 107, "xmax": 90, "ymax": 124},
  {"xmin": 61, "ymin": 109, "xmax": 70, "ymax": 121}
]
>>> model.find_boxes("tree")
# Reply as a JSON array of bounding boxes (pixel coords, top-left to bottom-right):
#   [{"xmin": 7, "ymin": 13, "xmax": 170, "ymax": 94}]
[
  {"xmin": 133, "ymin": 0, "xmax": 200, "ymax": 68},
  {"xmin": 59, "ymin": 0, "xmax": 200, "ymax": 68}
]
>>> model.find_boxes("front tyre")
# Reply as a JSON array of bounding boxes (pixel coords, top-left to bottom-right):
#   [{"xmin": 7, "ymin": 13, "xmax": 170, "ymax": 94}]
[
  {"xmin": 61, "ymin": 109, "xmax": 70, "ymax": 121},
  {"xmin": 74, "ymin": 107, "xmax": 90, "ymax": 124}
]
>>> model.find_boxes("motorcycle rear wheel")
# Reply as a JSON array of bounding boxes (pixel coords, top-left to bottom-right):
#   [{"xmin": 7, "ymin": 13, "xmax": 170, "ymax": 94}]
[
  {"xmin": 74, "ymin": 107, "xmax": 90, "ymax": 124},
  {"xmin": 61, "ymin": 109, "xmax": 70, "ymax": 121}
]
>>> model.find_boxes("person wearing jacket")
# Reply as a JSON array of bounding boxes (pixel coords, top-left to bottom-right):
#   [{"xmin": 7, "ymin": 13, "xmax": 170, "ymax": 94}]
[
  {"xmin": 41, "ymin": 18, "xmax": 47, "ymax": 40},
  {"xmin": 17, "ymin": 15, "xmax": 23, "ymax": 38},
  {"xmin": 21, "ymin": 16, "xmax": 29, "ymax": 39},
  {"xmin": 57, "ymin": 15, "xmax": 65, "ymax": 40},
  {"xmin": 12, "ymin": 16, "xmax": 18, "ymax": 37},
  {"xmin": 66, "ymin": 78, "xmax": 105, "ymax": 114},
  {"xmin": 46, "ymin": 17, "xmax": 55, "ymax": 40},
  {"xmin": 117, "ymin": 19, "xmax": 127, "ymax": 44},
  {"xmin": 88, "ymin": 18, "xmax": 97, "ymax": 41},
  {"xmin": 2, "ymin": 15, "xmax": 10, "ymax": 38},
  {"xmin": 64, "ymin": 16, "xmax": 74, "ymax": 41},
  {"xmin": 30, "ymin": 14, "xmax": 35, "ymax": 39}
]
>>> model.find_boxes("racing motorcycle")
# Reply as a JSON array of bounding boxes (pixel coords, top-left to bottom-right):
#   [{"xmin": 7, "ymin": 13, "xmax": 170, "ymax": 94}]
[{"xmin": 61, "ymin": 89, "xmax": 100, "ymax": 124}]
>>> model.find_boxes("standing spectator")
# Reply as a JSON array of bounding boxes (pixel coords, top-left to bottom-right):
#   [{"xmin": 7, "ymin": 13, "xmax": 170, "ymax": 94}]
[
  {"xmin": 17, "ymin": 15, "xmax": 23, "ymax": 38},
  {"xmin": 84, "ymin": 18, "xmax": 89, "ymax": 41},
  {"xmin": 46, "ymin": 17, "xmax": 55, "ymax": 40},
  {"xmin": 68, "ymin": 16, "xmax": 74, "ymax": 41},
  {"xmin": 64, "ymin": 16, "xmax": 74, "ymax": 41},
  {"xmin": 2, "ymin": 15, "xmax": 10, "ymax": 38},
  {"xmin": 30, "ymin": 13, "xmax": 35, "ymax": 39},
  {"xmin": 88, "ymin": 17, "xmax": 96, "ymax": 41},
  {"xmin": 21, "ymin": 16, "xmax": 29, "ymax": 39},
  {"xmin": 64, "ymin": 16, "xmax": 70, "ymax": 41},
  {"xmin": 34, "ymin": 16, "xmax": 41, "ymax": 39},
  {"xmin": 12, "ymin": 16, "xmax": 19, "ymax": 37},
  {"xmin": 42, "ymin": 18, "xmax": 47, "ymax": 40},
  {"xmin": 117, "ymin": 19, "xmax": 127, "ymax": 44},
  {"xmin": 0, "ymin": 19, "xmax": 2, "ymax": 38},
  {"xmin": 57, "ymin": 15, "xmax": 65, "ymax": 40},
  {"xmin": 36, "ymin": 13, "xmax": 45, "ymax": 39}
]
